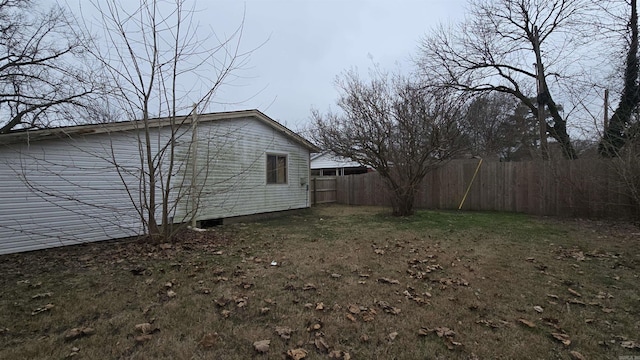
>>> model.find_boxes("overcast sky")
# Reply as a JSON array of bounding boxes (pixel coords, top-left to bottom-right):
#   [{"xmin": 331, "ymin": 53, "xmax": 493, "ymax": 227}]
[
  {"xmin": 66, "ymin": 1, "xmax": 468, "ymax": 131},
  {"xmin": 214, "ymin": 0, "xmax": 468, "ymax": 130}
]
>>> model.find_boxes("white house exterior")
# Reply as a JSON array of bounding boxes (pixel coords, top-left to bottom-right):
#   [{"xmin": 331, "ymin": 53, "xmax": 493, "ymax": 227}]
[
  {"xmin": 0, "ymin": 110, "xmax": 319, "ymax": 255},
  {"xmin": 310, "ymin": 151, "xmax": 370, "ymax": 176}
]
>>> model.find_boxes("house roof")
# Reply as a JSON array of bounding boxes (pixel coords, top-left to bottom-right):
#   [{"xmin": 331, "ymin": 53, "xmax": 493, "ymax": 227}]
[
  {"xmin": 0, "ymin": 109, "xmax": 321, "ymax": 152},
  {"xmin": 310, "ymin": 151, "xmax": 369, "ymax": 169}
]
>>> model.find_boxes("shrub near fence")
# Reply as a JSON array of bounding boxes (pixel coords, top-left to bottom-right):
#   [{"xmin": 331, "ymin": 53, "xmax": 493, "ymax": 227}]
[{"xmin": 330, "ymin": 159, "xmax": 636, "ymax": 218}]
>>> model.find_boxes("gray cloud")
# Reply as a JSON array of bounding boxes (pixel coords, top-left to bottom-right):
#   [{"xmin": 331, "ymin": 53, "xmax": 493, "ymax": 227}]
[{"xmin": 220, "ymin": 0, "xmax": 467, "ymax": 129}]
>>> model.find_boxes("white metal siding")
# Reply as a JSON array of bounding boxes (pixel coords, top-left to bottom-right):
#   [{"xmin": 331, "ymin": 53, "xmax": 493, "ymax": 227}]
[
  {"xmin": 176, "ymin": 118, "xmax": 311, "ymax": 221},
  {"xmin": 0, "ymin": 116, "xmax": 311, "ymax": 254},
  {"xmin": 0, "ymin": 132, "xmax": 146, "ymax": 254}
]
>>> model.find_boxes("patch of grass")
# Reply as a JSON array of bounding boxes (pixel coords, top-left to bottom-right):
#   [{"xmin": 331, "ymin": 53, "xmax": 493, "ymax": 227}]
[
  {"xmin": 1, "ymin": 205, "xmax": 639, "ymax": 359},
  {"xmin": 374, "ymin": 209, "xmax": 568, "ymax": 239}
]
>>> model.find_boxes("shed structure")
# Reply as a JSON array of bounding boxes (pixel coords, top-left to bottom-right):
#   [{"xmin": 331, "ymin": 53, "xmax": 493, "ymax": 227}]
[
  {"xmin": 310, "ymin": 151, "xmax": 370, "ymax": 176},
  {"xmin": 0, "ymin": 110, "xmax": 318, "ymax": 255}
]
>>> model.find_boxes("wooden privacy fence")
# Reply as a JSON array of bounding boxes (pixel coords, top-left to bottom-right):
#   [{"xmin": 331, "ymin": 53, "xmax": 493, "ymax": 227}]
[
  {"xmin": 310, "ymin": 176, "xmax": 337, "ymax": 205},
  {"xmin": 328, "ymin": 159, "xmax": 637, "ymax": 218}
]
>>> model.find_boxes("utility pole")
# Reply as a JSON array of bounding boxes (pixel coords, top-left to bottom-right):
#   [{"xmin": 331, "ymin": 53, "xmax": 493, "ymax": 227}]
[{"xmin": 603, "ymin": 88, "xmax": 609, "ymax": 133}]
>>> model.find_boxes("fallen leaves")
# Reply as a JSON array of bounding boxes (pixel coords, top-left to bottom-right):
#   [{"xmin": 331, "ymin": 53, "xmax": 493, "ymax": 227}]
[
  {"xmin": 302, "ymin": 283, "xmax": 317, "ymax": 291},
  {"xmin": 407, "ymin": 259, "xmax": 443, "ymax": 279},
  {"xmin": 31, "ymin": 303, "xmax": 54, "ymax": 315},
  {"xmin": 361, "ymin": 309, "xmax": 377, "ymax": 322},
  {"xmin": 569, "ymin": 350, "xmax": 586, "ymax": 360},
  {"xmin": 6, "ymin": 212, "xmax": 640, "ymax": 360},
  {"xmin": 551, "ymin": 332, "xmax": 571, "ymax": 346},
  {"xmin": 419, "ymin": 327, "xmax": 463, "ymax": 350},
  {"xmin": 377, "ymin": 300, "xmax": 401, "ymax": 315},
  {"xmin": 275, "ymin": 326, "xmax": 293, "ymax": 340},
  {"xmin": 403, "ymin": 287, "xmax": 431, "ymax": 305},
  {"xmin": 286, "ymin": 348, "xmax": 307, "ymax": 359},
  {"xmin": 621, "ymin": 340, "xmax": 640, "ymax": 349},
  {"xmin": 437, "ymin": 277, "xmax": 469, "ymax": 288},
  {"xmin": 134, "ymin": 322, "xmax": 158, "ymax": 334},
  {"xmin": 517, "ymin": 319, "xmax": 536, "ymax": 328},
  {"xmin": 328, "ymin": 350, "xmax": 351, "ymax": 359},
  {"xmin": 67, "ymin": 346, "xmax": 80, "ymax": 358},
  {"xmin": 314, "ymin": 337, "xmax": 330, "ymax": 353},
  {"xmin": 64, "ymin": 327, "xmax": 96, "ymax": 341},
  {"xmin": 235, "ymin": 296, "xmax": 248, "ymax": 308},
  {"xmin": 567, "ymin": 298, "xmax": 586, "ymax": 306},
  {"xmin": 135, "ymin": 334, "xmax": 153, "ymax": 344},
  {"xmin": 253, "ymin": 339, "xmax": 270, "ymax": 353},
  {"xmin": 133, "ymin": 322, "xmax": 159, "ymax": 344},
  {"xmin": 377, "ymin": 277, "xmax": 400, "ymax": 285},
  {"xmin": 306, "ymin": 320, "xmax": 323, "ymax": 332},
  {"xmin": 567, "ymin": 288, "xmax": 582, "ymax": 297}
]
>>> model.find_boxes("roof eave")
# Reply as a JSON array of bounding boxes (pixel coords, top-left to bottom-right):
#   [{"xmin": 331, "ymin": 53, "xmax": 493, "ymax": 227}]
[{"xmin": 0, "ymin": 109, "xmax": 320, "ymax": 152}]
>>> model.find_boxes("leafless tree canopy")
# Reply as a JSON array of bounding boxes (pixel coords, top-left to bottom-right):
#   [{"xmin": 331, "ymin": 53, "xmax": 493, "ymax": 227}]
[
  {"xmin": 312, "ymin": 70, "xmax": 466, "ymax": 216},
  {"xmin": 88, "ymin": 0, "xmax": 250, "ymax": 120},
  {"xmin": 0, "ymin": 0, "xmax": 104, "ymax": 134},
  {"xmin": 461, "ymin": 92, "xmax": 539, "ymax": 160},
  {"xmin": 417, "ymin": 0, "xmax": 590, "ymax": 159},
  {"xmin": 86, "ymin": 0, "xmax": 252, "ymax": 242}
]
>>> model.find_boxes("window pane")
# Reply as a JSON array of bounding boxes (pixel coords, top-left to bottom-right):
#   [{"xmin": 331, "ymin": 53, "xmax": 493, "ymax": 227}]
[
  {"xmin": 277, "ymin": 156, "xmax": 287, "ymax": 183},
  {"xmin": 267, "ymin": 154, "xmax": 287, "ymax": 184},
  {"xmin": 267, "ymin": 155, "xmax": 277, "ymax": 183}
]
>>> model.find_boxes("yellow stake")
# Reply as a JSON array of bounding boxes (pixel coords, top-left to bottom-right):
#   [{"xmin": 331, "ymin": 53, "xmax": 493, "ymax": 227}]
[{"xmin": 458, "ymin": 158, "xmax": 483, "ymax": 210}]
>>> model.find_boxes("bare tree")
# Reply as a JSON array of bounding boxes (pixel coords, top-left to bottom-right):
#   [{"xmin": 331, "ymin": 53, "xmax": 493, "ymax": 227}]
[
  {"xmin": 0, "ymin": 0, "xmax": 104, "ymax": 133},
  {"xmin": 599, "ymin": 0, "xmax": 640, "ymax": 156},
  {"xmin": 417, "ymin": 0, "xmax": 589, "ymax": 159},
  {"xmin": 462, "ymin": 92, "xmax": 533, "ymax": 159},
  {"xmin": 312, "ymin": 69, "xmax": 465, "ymax": 216},
  {"xmin": 87, "ymin": 0, "xmax": 253, "ymax": 241}
]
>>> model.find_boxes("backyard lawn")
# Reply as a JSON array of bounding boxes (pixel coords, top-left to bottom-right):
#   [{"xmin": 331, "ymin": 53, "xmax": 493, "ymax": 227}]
[{"xmin": 1, "ymin": 205, "xmax": 639, "ymax": 359}]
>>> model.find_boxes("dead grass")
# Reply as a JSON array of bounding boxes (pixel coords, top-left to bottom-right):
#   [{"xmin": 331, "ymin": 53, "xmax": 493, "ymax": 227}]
[{"xmin": 1, "ymin": 205, "xmax": 639, "ymax": 359}]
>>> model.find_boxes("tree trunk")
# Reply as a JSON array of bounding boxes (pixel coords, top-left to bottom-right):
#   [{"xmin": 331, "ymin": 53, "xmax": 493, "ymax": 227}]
[
  {"xmin": 531, "ymin": 25, "xmax": 577, "ymax": 160},
  {"xmin": 545, "ymin": 95, "xmax": 578, "ymax": 159},
  {"xmin": 599, "ymin": 0, "xmax": 639, "ymax": 157},
  {"xmin": 391, "ymin": 185, "xmax": 416, "ymax": 217}
]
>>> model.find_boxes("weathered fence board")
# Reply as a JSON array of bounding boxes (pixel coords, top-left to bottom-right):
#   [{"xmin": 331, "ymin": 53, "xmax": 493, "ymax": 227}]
[
  {"xmin": 310, "ymin": 177, "xmax": 338, "ymax": 204},
  {"xmin": 315, "ymin": 159, "xmax": 636, "ymax": 218}
]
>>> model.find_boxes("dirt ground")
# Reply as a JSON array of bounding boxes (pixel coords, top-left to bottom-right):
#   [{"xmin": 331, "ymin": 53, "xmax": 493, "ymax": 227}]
[{"xmin": 1, "ymin": 205, "xmax": 639, "ymax": 359}]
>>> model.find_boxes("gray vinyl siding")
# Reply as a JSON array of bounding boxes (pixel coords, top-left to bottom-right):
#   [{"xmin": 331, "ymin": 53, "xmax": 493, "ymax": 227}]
[{"xmin": 0, "ymin": 115, "xmax": 311, "ymax": 255}]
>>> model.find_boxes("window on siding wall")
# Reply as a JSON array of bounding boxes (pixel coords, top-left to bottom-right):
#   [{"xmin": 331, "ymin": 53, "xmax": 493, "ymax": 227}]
[{"xmin": 267, "ymin": 154, "xmax": 287, "ymax": 184}]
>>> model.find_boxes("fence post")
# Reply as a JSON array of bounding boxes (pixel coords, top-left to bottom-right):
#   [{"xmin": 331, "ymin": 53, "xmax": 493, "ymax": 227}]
[{"xmin": 312, "ymin": 177, "xmax": 316, "ymax": 205}]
